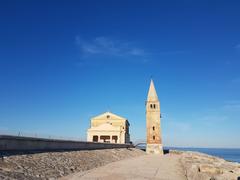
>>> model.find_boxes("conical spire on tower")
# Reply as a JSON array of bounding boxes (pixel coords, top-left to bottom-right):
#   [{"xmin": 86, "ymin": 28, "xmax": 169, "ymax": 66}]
[{"xmin": 147, "ymin": 79, "xmax": 159, "ymax": 101}]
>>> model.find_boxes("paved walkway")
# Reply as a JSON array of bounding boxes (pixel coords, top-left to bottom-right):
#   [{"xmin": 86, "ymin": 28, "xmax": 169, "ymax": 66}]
[{"xmin": 62, "ymin": 154, "xmax": 187, "ymax": 180}]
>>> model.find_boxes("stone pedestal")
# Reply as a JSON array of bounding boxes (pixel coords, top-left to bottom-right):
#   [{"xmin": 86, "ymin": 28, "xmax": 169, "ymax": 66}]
[{"xmin": 146, "ymin": 144, "xmax": 163, "ymax": 155}]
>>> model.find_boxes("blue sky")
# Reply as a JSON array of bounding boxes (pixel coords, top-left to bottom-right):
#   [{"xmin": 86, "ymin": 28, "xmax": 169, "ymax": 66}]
[{"xmin": 0, "ymin": 0, "xmax": 240, "ymax": 148}]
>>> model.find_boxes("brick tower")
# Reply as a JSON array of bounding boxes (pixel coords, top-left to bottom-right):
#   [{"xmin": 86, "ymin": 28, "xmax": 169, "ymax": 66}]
[{"xmin": 146, "ymin": 79, "xmax": 163, "ymax": 154}]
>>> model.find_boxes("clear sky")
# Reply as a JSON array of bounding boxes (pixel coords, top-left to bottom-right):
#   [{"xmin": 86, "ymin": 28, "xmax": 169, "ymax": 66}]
[{"xmin": 0, "ymin": 0, "xmax": 240, "ymax": 148}]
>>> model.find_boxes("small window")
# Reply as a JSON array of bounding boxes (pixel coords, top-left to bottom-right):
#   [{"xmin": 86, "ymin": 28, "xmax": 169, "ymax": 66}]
[
  {"xmin": 93, "ymin": 135, "xmax": 98, "ymax": 142},
  {"xmin": 152, "ymin": 126, "xmax": 155, "ymax": 131},
  {"xmin": 150, "ymin": 104, "xmax": 153, "ymax": 108},
  {"xmin": 153, "ymin": 136, "xmax": 155, "ymax": 140},
  {"xmin": 107, "ymin": 115, "xmax": 110, "ymax": 119},
  {"xmin": 153, "ymin": 104, "xmax": 156, "ymax": 109}
]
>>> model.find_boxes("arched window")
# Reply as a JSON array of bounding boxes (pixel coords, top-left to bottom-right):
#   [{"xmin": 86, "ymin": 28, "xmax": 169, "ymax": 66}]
[
  {"xmin": 152, "ymin": 126, "xmax": 155, "ymax": 131},
  {"xmin": 153, "ymin": 104, "xmax": 156, "ymax": 109},
  {"xmin": 150, "ymin": 104, "xmax": 153, "ymax": 108},
  {"xmin": 153, "ymin": 135, "xmax": 155, "ymax": 140}
]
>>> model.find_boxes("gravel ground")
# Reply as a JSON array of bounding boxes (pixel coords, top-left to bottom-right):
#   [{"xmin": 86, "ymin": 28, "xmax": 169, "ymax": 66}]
[{"xmin": 0, "ymin": 148, "xmax": 145, "ymax": 180}]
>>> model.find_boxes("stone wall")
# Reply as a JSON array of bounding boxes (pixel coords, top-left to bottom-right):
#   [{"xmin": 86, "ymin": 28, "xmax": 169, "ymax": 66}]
[{"xmin": 0, "ymin": 135, "xmax": 133, "ymax": 152}]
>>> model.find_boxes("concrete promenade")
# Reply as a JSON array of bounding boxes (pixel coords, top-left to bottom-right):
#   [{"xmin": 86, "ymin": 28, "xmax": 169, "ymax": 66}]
[{"xmin": 62, "ymin": 154, "xmax": 187, "ymax": 180}]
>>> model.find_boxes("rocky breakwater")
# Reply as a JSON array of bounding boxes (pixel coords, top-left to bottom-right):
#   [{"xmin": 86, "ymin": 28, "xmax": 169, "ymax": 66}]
[
  {"xmin": 0, "ymin": 148, "xmax": 144, "ymax": 180},
  {"xmin": 171, "ymin": 150, "xmax": 240, "ymax": 180}
]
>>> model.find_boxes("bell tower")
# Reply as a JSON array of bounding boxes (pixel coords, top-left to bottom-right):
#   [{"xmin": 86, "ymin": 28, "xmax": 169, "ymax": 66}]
[{"xmin": 146, "ymin": 79, "xmax": 163, "ymax": 154}]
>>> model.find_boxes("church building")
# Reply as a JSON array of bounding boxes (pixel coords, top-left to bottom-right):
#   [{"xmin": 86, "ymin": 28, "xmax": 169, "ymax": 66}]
[
  {"xmin": 87, "ymin": 112, "xmax": 130, "ymax": 144},
  {"xmin": 146, "ymin": 79, "xmax": 163, "ymax": 154}
]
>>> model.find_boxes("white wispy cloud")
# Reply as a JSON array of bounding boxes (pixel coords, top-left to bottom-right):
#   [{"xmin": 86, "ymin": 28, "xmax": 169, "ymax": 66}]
[
  {"xmin": 198, "ymin": 115, "xmax": 228, "ymax": 123},
  {"xmin": 76, "ymin": 36, "xmax": 146, "ymax": 57},
  {"xmin": 223, "ymin": 100, "xmax": 240, "ymax": 111}
]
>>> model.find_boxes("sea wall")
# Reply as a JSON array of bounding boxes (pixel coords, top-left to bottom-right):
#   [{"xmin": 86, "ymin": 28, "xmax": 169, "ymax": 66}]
[{"xmin": 0, "ymin": 135, "xmax": 133, "ymax": 152}]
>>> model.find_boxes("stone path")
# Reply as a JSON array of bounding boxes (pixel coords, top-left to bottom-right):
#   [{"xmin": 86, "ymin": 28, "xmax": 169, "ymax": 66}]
[{"xmin": 62, "ymin": 154, "xmax": 187, "ymax": 180}]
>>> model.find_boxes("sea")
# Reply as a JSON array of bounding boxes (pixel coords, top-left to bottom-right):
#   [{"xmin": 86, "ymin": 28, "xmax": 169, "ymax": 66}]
[
  {"xmin": 167, "ymin": 147, "xmax": 240, "ymax": 163},
  {"xmin": 135, "ymin": 144, "xmax": 240, "ymax": 163}
]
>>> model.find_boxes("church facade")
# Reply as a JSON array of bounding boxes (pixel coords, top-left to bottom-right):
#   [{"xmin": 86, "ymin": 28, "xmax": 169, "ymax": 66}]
[
  {"xmin": 87, "ymin": 112, "xmax": 130, "ymax": 144},
  {"xmin": 146, "ymin": 80, "xmax": 163, "ymax": 154}
]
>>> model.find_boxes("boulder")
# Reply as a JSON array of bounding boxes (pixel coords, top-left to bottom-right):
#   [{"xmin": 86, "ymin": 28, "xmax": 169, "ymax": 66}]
[{"xmin": 199, "ymin": 164, "xmax": 223, "ymax": 174}]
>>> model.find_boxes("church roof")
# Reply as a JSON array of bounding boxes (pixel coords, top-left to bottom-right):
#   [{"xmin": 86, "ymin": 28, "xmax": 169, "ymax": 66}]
[
  {"xmin": 92, "ymin": 111, "xmax": 127, "ymax": 121},
  {"xmin": 147, "ymin": 79, "xmax": 159, "ymax": 101}
]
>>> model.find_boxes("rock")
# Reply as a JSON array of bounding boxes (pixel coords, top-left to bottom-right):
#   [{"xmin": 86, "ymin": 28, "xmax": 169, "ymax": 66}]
[
  {"xmin": 70, "ymin": 167, "xmax": 75, "ymax": 172},
  {"xmin": 48, "ymin": 178, "xmax": 56, "ymax": 180},
  {"xmin": 199, "ymin": 164, "xmax": 223, "ymax": 174},
  {"xmin": 177, "ymin": 150, "xmax": 240, "ymax": 180},
  {"xmin": 1, "ymin": 156, "xmax": 7, "ymax": 162},
  {"xmin": 189, "ymin": 164, "xmax": 199, "ymax": 173}
]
